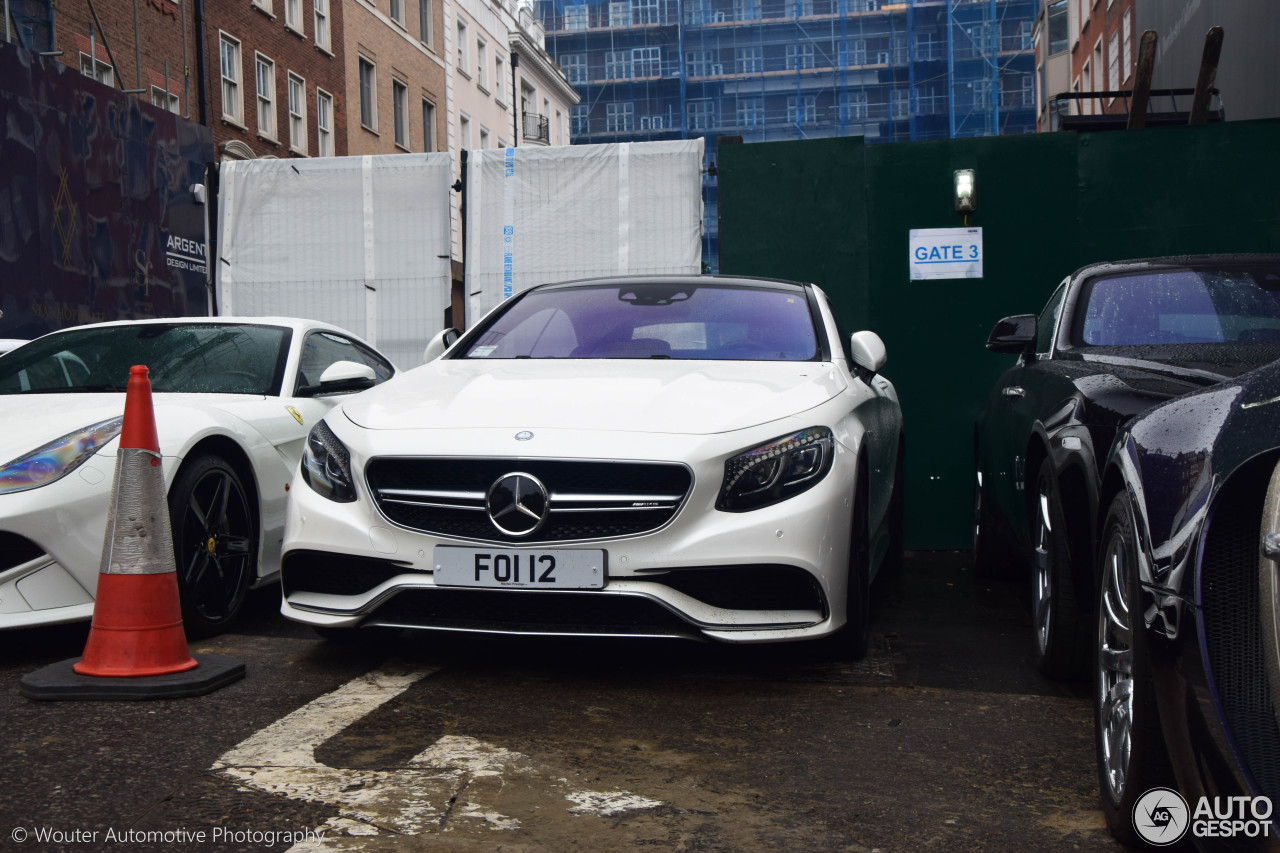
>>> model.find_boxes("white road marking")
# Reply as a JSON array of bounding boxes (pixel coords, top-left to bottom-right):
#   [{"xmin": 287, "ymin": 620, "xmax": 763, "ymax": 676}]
[{"xmin": 212, "ymin": 662, "xmax": 663, "ymax": 849}]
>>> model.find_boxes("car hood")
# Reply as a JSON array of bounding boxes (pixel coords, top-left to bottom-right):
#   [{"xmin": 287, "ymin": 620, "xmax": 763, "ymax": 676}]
[{"xmin": 341, "ymin": 359, "xmax": 847, "ymax": 435}]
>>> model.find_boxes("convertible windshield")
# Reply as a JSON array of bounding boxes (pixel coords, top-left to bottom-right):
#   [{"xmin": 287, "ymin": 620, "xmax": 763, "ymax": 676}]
[
  {"xmin": 1076, "ymin": 265, "xmax": 1280, "ymax": 346},
  {"xmin": 461, "ymin": 282, "xmax": 820, "ymax": 360},
  {"xmin": 0, "ymin": 323, "xmax": 289, "ymax": 395}
]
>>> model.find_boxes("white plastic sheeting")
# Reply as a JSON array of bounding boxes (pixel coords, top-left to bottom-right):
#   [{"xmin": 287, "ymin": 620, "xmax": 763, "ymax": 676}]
[
  {"xmin": 464, "ymin": 139, "xmax": 704, "ymax": 326},
  {"xmin": 216, "ymin": 155, "xmax": 453, "ymax": 369}
]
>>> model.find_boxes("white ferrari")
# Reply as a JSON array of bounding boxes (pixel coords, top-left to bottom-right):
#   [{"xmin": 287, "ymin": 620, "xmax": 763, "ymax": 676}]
[
  {"xmin": 282, "ymin": 276, "xmax": 904, "ymax": 657},
  {"xmin": 0, "ymin": 317, "xmax": 396, "ymax": 635}
]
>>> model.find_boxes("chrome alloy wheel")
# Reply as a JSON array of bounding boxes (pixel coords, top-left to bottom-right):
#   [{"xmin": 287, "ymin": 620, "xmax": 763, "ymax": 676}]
[
  {"xmin": 1097, "ymin": 524, "xmax": 1135, "ymax": 803},
  {"xmin": 1033, "ymin": 487, "xmax": 1055, "ymax": 658}
]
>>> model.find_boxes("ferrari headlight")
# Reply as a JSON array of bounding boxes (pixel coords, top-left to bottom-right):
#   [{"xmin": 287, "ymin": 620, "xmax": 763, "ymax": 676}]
[
  {"xmin": 301, "ymin": 420, "xmax": 357, "ymax": 503},
  {"xmin": 0, "ymin": 417, "xmax": 123, "ymax": 496},
  {"xmin": 717, "ymin": 426, "xmax": 834, "ymax": 512}
]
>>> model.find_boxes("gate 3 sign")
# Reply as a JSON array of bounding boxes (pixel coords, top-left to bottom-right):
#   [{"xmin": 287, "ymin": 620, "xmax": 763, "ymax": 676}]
[{"xmin": 909, "ymin": 227, "xmax": 983, "ymax": 281}]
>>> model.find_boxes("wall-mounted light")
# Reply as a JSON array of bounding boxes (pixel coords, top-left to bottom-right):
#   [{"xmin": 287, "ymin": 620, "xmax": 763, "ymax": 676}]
[{"xmin": 954, "ymin": 169, "xmax": 976, "ymax": 213}]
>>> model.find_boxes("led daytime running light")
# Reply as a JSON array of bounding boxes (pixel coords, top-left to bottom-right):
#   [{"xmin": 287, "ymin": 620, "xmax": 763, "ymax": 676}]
[{"xmin": 724, "ymin": 427, "xmax": 829, "ymax": 493}]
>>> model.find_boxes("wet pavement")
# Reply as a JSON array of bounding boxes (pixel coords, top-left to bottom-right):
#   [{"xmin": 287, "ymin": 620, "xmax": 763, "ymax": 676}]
[{"xmin": 0, "ymin": 551, "xmax": 1121, "ymax": 851}]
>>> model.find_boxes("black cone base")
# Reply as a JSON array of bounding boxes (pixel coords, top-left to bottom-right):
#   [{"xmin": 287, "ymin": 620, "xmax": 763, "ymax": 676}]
[{"xmin": 19, "ymin": 653, "xmax": 245, "ymax": 701}]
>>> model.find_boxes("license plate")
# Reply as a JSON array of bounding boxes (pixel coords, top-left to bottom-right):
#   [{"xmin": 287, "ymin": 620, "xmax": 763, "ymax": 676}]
[{"xmin": 433, "ymin": 547, "xmax": 606, "ymax": 589}]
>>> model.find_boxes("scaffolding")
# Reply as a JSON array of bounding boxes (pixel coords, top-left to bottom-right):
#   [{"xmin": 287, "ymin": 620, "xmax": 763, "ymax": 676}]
[{"xmin": 534, "ymin": 0, "xmax": 1037, "ymax": 267}]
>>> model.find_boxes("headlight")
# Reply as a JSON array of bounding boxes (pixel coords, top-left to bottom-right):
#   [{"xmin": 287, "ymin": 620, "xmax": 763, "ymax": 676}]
[
  {"xmin": 717, "ymin": 426, "xmax": 834, "ymax": 512},
  {"xmin": 0, "ymin": 417, "xmax": 123, "ymax": 496},
  {"xmin": 300, "ymin": 420, "xmax": 358, "ymax": 502}
]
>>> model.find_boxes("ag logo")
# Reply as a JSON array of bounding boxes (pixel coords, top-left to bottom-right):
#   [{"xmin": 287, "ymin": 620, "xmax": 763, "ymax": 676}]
[{"xmin": 1133, "ymin": 788, "xmax": 1190, "ymax": 846}]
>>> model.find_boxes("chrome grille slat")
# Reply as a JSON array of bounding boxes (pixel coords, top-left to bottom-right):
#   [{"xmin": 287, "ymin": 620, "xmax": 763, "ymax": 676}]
[{"xmin": 366, "ymin": 457, "xmax": 693, "ymax": 544}]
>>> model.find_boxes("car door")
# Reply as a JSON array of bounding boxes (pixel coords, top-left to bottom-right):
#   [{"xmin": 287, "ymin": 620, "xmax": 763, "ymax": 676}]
[{"xmin": 983, "ymin": 282, "xmax": 1070, "ymax": 539}]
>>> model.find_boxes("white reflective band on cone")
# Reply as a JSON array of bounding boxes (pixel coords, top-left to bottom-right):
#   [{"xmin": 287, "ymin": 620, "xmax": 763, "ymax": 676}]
[{"xmin": 99, "ymin": 448, "xmax": 176, "ymax": 576}]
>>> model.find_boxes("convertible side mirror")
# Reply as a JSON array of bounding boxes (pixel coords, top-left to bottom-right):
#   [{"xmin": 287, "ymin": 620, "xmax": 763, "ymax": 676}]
[
  {"xmin": 423, "ymin": 327, "xmax": 461, "ymax": 363},
  {"xmin": 313, "ymin": 360, "xmax": 377, "ymax": 395},
  {"xmin": 849, "ymin": 331, "xmax": 887, "ymax": 375},
  {"xmin": 986, "ymin": 314, "xmax": 1037, "ymax": 353}
]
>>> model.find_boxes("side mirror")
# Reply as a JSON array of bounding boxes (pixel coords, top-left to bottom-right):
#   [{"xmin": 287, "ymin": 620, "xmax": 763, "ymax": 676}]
[
  {"xmin": 986, "ymin": 314, "xmax": 1037, "ymax": 353},
  {"xmin": 423, "ymin": 327, "xmax": 461, "ymax": 363},
  {"xmin": 314, "ymin": 360, "xmax": 377, "ymax": 394},
  {"xmin": 848, "ymin": 331, "xmax": 887, "ymax": 375}
]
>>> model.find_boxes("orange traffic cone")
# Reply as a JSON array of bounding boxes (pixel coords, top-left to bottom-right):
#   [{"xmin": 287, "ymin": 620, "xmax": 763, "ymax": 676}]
[
  {"xmin": 20, "ymin": 365, "xmax": 244, "ymax": 700},
  {"xmin": 74, "ymin": 365, "xmax": 197, "ymax": 676}
]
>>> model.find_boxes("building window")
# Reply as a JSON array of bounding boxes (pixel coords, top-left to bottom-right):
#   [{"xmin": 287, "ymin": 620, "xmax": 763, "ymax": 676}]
[
  {"xmin": 562, "ymin": 53, "xmax": 588, "ymax": 83},
  {"xmin": 850, "ymin": 39, "xmax": 866, "ymax": 66},
  {"xmin": 850, "ymin": 0, "xmax": 876, "ymax": 10},
  {"xmin": 1122, "ymin": 10, "xmax": 1132, "ymax": 81},
  {"xmin": 151, "ymin": 86, "xmax": 179, "ymax": 112},
  {"xmin": 317, "ymin": 89, "xmax": 333, "ymax": 156},
  {"xmin": 606, "ymin": 102, "xmax": 633, "ymax": 132},
  {"xmin": 422, "ymin": 98, "xmax": 437, "ymax": 151},
  {"xmin": 314, "ymin": 0, "xmax": 330, "ymax": 50},
  {"xmin": 734, "ymin": 0, "xmax": 760, "ymax": 21},
  {"xmin": 736, "ymin": 96, "xmax": 762, "ymax": 126},
  {"xmin": 79, "ymin": 52, "xmax": 114, "ymax": 85},
  {"xmin": 735, "ymin": 45, "xmax": 761, "ymax": 73},
  {"xmin": 219, "ymin": 34, "xmax": 243, "ymax": 123},
  {"xmin": 477, "ymin": 39, "xmax": 488, "ymax": 89},
  {"xmin": 685, "ymin": 50, "xmax": 715, "ymax": 76},
  {"xmin": 564, "ymin": 5, "xmax": 588, "ymax": 30},
  {"xmin": 285, "ymin": 0, "xmax": 302, "ymax": 34},
  {"xmin": 495, "ymin": 56, "xmax": 504, "ymax": 101},
  {"xmin": 358, "ymin": 57, "xmax": 377, "ymax": 130},
  {"xmin": 255, "ymin": 54, "xmax": 276, "ymax": 139},
  {"xmin": 795, "ymin": 0, "xmax": 814, "ymax": 16},
  {"xmin": 252, "ymin": 0, "xmax": 272, "ymax": 14},
  {"xmin": 785, "ymin": 43, "xmax": 814, "ymax": 70},
  {"xmin": 457, "ymin": 22, "xmax": 468, "ymax": 72},
  {"xmin": 915, "ymin": 31, "xmax": 941, "ymax": 61},
  {"xmin": 632, "ymin": 0, "xmax": 658, "ymax": 25},
  {"xmin": 570, "ymin": 104, "xmax": 588, "ymax": 134},
  {"xmin": 608, "ymin": 1, "xmax": 630, "ymax": 26},
  {"xmin": 479, "ymin": 126, "xmax": 490, "ymax": 148},
  {"xmin": 389, "ymin": 0, "xmax": 403, "ymax": 25},
  {"xmin": 1107, "ymin": 30, "xmax": 1119, "ymax": 93},
  {"xmin": 459, "ymin": 113, "xmax": 471, "ymax": 149},
  {"xmin": 633, "ymin": 46, "xmax": 661, "ymax": 77},
  {"xmin": 392, "ymin": 79, "xmax": 408, "ymax": 148},
  {"xmin": 891, "ymin": 87, "xmax": 908, "ymax": 118},
  {"xmin": 418, "ymin": 0, "xmax": 432, "ymax": 45},
  {"xmin": 972, "ymin": 79, "xmax": 992, "ymax": 108},
  {"xmin": 605, "ymin": 50, "xmax": 632, "ymax": 80},
  {"xmin": 288, "ymin": 73, "xmax": 306, "ymax": 152},
  {"xmin": 687, "ymin": 99, "xmax": 714, "ymax": 130},
  {"xmin": 792, "ymin": 95, "xmax": 816, "ymax": 124},
  {"xmin": 1047, "ymin": 0, "xmax": 1067, "ymax": 54}
]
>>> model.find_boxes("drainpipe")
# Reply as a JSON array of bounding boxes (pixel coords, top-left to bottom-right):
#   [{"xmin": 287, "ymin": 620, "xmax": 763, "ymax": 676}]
[
  {"xmin": 511, "ymin": 52, "xmax": 519, "ymax": 146},
  {"xmin": 192, "ymin": 0, "xmax": 209, "ymax": 125}
]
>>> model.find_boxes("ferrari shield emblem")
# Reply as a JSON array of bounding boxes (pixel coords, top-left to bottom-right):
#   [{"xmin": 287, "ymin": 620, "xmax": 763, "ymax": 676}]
[{"xmin": 287, "ymin": 406, "xmax": 304, "ymax": 425}]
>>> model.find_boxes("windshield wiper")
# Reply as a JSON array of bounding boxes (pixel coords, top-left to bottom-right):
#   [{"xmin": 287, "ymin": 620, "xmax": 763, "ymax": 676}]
[{"xmin": 9, "ymin": 384, "xmax": 124, "ymax": 394}]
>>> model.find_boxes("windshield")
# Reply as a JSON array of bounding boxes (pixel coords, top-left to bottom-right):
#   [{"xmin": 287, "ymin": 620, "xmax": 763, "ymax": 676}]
[
  {"xmin": 0, "ymin": 323, "xmax": 290, "ymax": 395},
  {"xmin": 1074, "ymin": 265, "xmax": 1280, "ymax": 346},
  {"xmin": 461, "ymin": 282, "xmax": 821, "ymax": 361}
]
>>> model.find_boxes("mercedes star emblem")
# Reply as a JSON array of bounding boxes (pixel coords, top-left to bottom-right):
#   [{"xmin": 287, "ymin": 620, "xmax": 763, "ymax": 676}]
[{"xmin": 486, "ymin": 472, "xmax": 550, "ymax": 536}]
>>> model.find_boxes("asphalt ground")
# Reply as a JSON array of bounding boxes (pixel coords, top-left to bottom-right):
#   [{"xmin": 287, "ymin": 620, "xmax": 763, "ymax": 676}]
[{"xmin": 0, "ymin": 551, "xmax": 1123, "ymax": 852}]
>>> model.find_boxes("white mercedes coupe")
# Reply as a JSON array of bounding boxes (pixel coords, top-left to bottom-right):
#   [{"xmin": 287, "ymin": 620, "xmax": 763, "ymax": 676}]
[
  {"xmin": 0, "ymin": 317, "xmax": 395, "ymax": 636},
  {"xmin": 281, "ymin": 276, "xmax": 904, "ymax": 657}
]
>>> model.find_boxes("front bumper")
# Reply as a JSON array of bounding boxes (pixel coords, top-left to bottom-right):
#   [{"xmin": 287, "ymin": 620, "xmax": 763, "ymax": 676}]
[{"xmin": 281, "ymin": 427, "xmax": 858, "ymax": 644}]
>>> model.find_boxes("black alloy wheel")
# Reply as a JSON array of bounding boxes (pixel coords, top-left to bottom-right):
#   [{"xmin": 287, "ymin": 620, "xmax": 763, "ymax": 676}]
[
  {"xmin": 1095, "ymin": 491, "xmax": 1176, "ymax": 845},
  {"xmin": 168, "ymin": 454, "xmax": 257, "ymax": 638},
  {"xmin": 1031, "ymin": 459, "xmax": 1090, "ymax": 678}
]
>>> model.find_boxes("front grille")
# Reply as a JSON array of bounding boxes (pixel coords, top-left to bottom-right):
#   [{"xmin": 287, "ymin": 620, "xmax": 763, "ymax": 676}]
[
  {"xmin": 366, "ymin": 587, "xmax": 699, "ymax": 638},
  {"xmin": 282, "ymin": 550, "xmax": 418, "ymax": 596},
  {"xmin": 641, "ymin": 564, "xmax": 825, "ymax": 612},
  {"xmin": 0, "ymin": 532, "xmax": 45, "ymax": 571},
  {"xmin": 1201, "ymin": 463, "xmax": 1280, "ymax": 804},
  {"xmin": 366, "ymin": 458, "xmax": 693, "ymax": 544}
]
